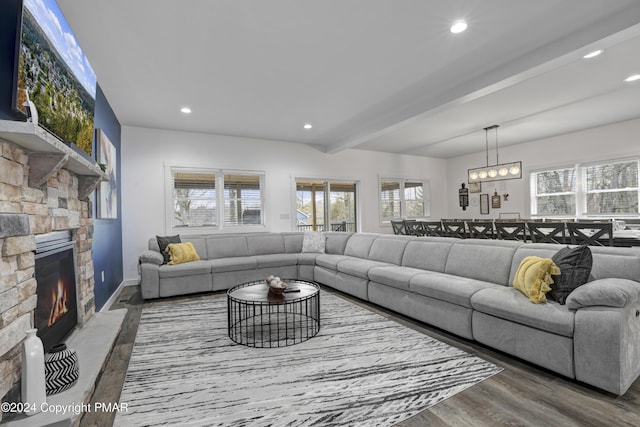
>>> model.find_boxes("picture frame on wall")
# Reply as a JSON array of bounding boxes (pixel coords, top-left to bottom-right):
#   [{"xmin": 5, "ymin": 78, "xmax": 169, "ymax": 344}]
[
  {"xmin": 480, "ymin": 194, "xmax": 490, "ymax": 215},
  {"xmin": 468, "ymin": 182, "xmax": 481, "ymax": 193},
  {"xmin": 96, "ymin": 129, "xmax": 117, "ymax": 219}
]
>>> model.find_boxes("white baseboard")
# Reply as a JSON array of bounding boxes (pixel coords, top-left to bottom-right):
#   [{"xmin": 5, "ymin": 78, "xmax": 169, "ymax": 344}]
[{"xmin": 100, "ymin": 280, "xmax": 128, "ymax": 312}]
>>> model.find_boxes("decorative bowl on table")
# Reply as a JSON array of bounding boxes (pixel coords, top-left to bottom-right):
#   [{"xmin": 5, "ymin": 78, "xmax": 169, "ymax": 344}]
[{"xmin": 266, "ymin": 275, "xmax": 288, "ymax": 295}]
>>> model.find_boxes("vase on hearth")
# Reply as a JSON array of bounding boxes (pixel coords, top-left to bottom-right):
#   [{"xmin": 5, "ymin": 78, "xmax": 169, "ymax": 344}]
[
  {"xmin": 21, "ymin": 328, "xmax": 46, "ymax": 416},
  {"xmin": 44, "ymin": 343, "xmax": 79, "ymax": 395}
]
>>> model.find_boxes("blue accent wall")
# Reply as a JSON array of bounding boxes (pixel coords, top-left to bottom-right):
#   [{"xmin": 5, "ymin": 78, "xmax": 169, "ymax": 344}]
[{"xmin": 92, "ymin": 84, "xmax": 123, "ymax": 310}]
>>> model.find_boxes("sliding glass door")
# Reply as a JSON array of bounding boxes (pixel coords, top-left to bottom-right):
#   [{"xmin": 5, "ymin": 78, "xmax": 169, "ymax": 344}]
[{"xmin": 296, "ymin": 180, "xmax": 357, "ymax": 232}]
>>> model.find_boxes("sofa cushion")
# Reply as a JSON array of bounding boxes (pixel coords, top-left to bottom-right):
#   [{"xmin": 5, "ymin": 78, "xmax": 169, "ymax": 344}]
[
  {"xmin": 445, "ymin": 239, "xmax": 522, "ymax": 286},
  {"xmin": 471, "ymin": 287, "xmax": 575, "ymax": 337},
  {"xmin": 368, "ymin": 266, "xmax": 426, "ymax": 291},
  {"xmin": 566, "ymin": 278, "xmax": 640, "ymax": 309},
  {"xmin": 254, "ymin": 253, "xmax": 298, "ymax": 268},
  {"xmin": 402, "ymin": 239, "xmax": 453, "ymax": 273},
  {"xmin": 549, "ymin": 245, "xmax": 593, "ymax": 304},
  {"xmin": 158, "ymin": 260, "xmax": 211, "ymax": 278},
  {"xmin": 337, "ymin": 258, "xmax": 391, "ymax": 279},
  {"xmin": 156, "ymin": 235, "xmax": 181, "ymax": 264},
  {"xmin": 324, "ymin": 232, "xmax": 352, "ymax": 254},
  {"xmin": 344, "ymin": 233, "xmax": 378, "ymax": 258},
  {"xmin": 209, "ymin": 256, "xmax": 257, "ymax": 273},
  {"xmin": 283, "ymin": 233, "xmax": 304, "ymax": 253},
  {"xmin": 297, "ymin": 252, "xmax": 320, "ymax": 265},
  {"xmin": 206, "ymin": 236, "xmax": 249, "ymax": 259},
  {"xmin": 302, "ymin": 232, "xmax": 326, "ymax": 253},
  {"xmin": 410, "ymin": 272, "xmax": 501, "ymax": 308},
  {"xmin": 513, "ymin": 256, "xmax": 560, "ymax": 304},
  {"xmin": 181, "ymin": 237, "xmax": 208, "ymax": 259},
  {"xmin": 167, "ymin": 242, "xmax": 201, "ymax": 265},
  {"xmin": 315, "ymin": 254, "xmax": 349, "ymax": 270},
  {"xmin": 247, "ymin": 234, "xmax": 285, "ymax": 255},
  {"xmin": 368, "ymin": 236, "xmax": 409, "ymax": 265}
]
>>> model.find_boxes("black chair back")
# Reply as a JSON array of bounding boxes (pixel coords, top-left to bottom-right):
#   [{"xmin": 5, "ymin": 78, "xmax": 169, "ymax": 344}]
[
  {"xmin": 404, "ymin": 220, "xmax": 425, "ymax": 236},
  {"xmin": 442, "ymin": 220, "xmax": 467, "ymax": 239},
  {"xmin": 468, "ymin": 221, "xmax": 495, "ymax": 239},
  {"xmin": 422, "ymin": 221, "xmax": 444, "ymax": 237},
  {"xmin": 391, "ymin": 220, "xmax": 407, "ymax": 235},
  {"xmin": 527, "ymin": 222, "xmax": 566, "ymax": 244},
  {"xmin": 567, "ymin": 222, "xmax": 613, "ymax": 246},
  {"xmin": 495, "ymin": 221, "xmax": 527, "ymax": 241}
]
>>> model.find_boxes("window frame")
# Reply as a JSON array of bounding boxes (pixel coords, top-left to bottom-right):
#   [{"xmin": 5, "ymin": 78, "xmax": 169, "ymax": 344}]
[
  {"xmin": 294, "ymin": 178, "xmax": 360, "ymax": 233},
  {"xmin": 530, "ymin": 156, "xmax": 640, "ymax": 219},
  {"xmin": 379, "ymin": 177, "xmax": 430, "ymax": 223},
  {"xmin": 165, "ymin": 165, "xmax": 266, "ymax": 234}
]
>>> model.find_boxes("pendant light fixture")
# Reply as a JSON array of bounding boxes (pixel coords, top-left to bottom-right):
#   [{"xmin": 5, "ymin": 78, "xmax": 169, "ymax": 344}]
[{"xmin": 468, "ymin": 125, "xmax": 522, "ymax": 184}]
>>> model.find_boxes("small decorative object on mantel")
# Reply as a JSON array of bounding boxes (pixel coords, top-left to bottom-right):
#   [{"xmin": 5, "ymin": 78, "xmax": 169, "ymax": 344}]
[
  {"xmin": 44, "ymin": 343, "xmax": 79, "ymax": 395},
  {"xmin": 266, "ymin": 275, "xmax": 288, "ymax": 295},
  {"xmin": 492, "ymin": 191, "xmax": 501, "ymax": 209}
]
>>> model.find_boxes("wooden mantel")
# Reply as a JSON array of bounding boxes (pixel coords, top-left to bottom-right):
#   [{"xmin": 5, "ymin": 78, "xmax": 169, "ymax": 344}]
[{"xmin": 0, "ymin": 120, "xmax": 107, "ymax": 198}]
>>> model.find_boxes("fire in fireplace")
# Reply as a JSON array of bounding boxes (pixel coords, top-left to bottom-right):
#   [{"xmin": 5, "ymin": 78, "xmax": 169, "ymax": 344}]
[{"xmin": 34, "ymin": 231, "xmax": 78, "ymax": 352}]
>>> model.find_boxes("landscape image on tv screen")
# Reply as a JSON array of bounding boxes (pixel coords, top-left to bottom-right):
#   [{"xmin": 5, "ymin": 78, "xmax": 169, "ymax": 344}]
[{"xmin": 15, "ymin": 0, "xmax": 96, "ymax": 156}]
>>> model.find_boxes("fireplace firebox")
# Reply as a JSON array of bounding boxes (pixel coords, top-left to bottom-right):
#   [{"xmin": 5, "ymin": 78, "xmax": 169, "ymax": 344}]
[{"xmin": 34, "ymin": 231, "xmax": 79, "ymax": 353}]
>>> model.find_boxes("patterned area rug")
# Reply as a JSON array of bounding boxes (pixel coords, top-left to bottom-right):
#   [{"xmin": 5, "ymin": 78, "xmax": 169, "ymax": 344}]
[{"xmin": 116, "ymin": 292, "xmax": 502, "ymax": 426}]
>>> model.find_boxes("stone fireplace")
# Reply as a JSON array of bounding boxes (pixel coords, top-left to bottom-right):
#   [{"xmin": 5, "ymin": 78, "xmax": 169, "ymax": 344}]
[{"xmin": 0, "ymin": 127, "xmax": 101, "ymax": 417}]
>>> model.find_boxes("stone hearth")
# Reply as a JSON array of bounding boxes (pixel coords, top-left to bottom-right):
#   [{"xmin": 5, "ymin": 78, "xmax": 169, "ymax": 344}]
[{"xmin": 0, "ymin": 136, "xmax": 98, "ymax": 420}]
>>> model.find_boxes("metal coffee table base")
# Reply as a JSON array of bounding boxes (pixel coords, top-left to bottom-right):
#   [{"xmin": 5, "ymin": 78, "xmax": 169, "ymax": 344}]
[{"xmin": 227, "ymin": 280, "xmax": 320, "ymax": 348}]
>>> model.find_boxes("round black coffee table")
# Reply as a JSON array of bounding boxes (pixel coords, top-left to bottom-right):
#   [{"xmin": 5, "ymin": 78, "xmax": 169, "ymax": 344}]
[{"xmin": 227, "ymin": 280, "xmax": 320, "ymax": 347}]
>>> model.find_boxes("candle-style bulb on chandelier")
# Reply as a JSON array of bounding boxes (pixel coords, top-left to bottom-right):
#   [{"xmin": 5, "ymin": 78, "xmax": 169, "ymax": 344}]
[{"xmin": 468, "ymin": 125, "xmax": 522, "ymax": 184}]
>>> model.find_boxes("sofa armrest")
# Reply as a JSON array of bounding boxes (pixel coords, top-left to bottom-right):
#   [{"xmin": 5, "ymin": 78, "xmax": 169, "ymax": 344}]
[
  {"xmin": 140, "ymin": 263, "xmax": 161, "ymax": 299},
  {"xmin": 566, "ymin": 278, "xmax": 640, "ymax": 309},
  {"xmin": 140, "ymin": 250, "xmax": 163, "ymax": 266}
]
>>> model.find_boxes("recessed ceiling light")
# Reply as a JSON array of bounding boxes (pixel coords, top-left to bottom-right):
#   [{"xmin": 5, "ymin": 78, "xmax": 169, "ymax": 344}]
[
  {"xmin": 304, "ymin": 123, "xmax": 313, "ymax": 130},
  {"xmin": 450, "ymin": 21, "xmax": 467, "ymax": 34},
  {"xmin": 583, "ymin": 49, "xmax": 602, "ymax": 59},
  {"xmin": 180, "ymin": 107, "xmax": 192, "ymax": 114},
  {"xmin": 624, "ymin": 74, "xmax": 640, "ymax": 82}
]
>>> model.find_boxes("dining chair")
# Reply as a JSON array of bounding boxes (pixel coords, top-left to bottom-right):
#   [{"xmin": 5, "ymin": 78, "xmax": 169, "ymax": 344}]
[
  {"xmin": 527, "ymin": 222, "xmax": 567, "ymax": 244},
  {"xmin": 404, "ymin": 220, "xmax": 425, "ymax": 236},
  {"xmin": 495, "ymin": 221, "xmax": 527, "ymax": 241},
  {"xmin": 567, "ymin": 222, "xmax": 613, "ymax": 246},
  {"xmin": 422, "ymin": 221, "xmax": 444, "ymax": 237},
  {"xmin": 468, "ymin": 221, "xmax": 495, "ymax": 239},
  {"xmin": 391, "ymin": 220, "xmax": 407, "ymax": 235},
  {"xmin": 442, "ymin": 220, "xmax": 467, "ymax": 239}
]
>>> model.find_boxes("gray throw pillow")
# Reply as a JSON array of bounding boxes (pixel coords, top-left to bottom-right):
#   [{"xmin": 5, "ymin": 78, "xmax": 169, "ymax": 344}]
[{"xmin": 548, "ymin": 245, "xmax": 593, "ymax": 304}]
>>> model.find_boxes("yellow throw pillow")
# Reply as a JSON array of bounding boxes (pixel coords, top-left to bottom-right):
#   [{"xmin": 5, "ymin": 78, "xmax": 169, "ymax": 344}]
[
  {"xmin": 513, "ymin": 256, "xmax": 561, "ymax": 304},
  {"xmin": 166, "ymin": 242, "xmax": 200, "ymax": 265}
]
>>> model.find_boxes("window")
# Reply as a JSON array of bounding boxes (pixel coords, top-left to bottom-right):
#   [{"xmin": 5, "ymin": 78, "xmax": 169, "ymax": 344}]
[
  {"xmin": 380, "ymin": 178, "xmax": 429, "ymax": 222},
  {"xmin": 169, "ymin": 167, "xmax": 264, "ymax": 231},
  {"xmin": 584, "ymin": 160, "xmax": 639, "ymax": 215},
  {"xmin": 295, "ymin": 180, "xmax": 358, "ymax": 232},
  {"xmin": 531, "ymin": 158, "xmax": 640, "ymax": 217},
  {"xmin": 531, "ymin": 167, "xmax": 577, "ymax": 216}
]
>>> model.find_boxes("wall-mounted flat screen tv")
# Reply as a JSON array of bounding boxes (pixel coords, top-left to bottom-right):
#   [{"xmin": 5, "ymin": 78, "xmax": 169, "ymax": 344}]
[{"xmin": 13, "ymin": 0, "xmax": 96, "ymax": 156}]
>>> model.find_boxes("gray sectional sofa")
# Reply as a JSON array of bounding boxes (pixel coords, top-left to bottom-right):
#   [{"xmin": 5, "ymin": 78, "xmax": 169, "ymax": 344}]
[{"xmin": 138, "ymin": 232, "xmax": 640, "ymax": 395}]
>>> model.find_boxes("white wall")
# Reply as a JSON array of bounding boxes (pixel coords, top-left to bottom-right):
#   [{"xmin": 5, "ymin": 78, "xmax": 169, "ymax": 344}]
[
  {"xmin": 446, "ymin": 118, "xmax": 640, "ymax": 219},
  {"xmin": 121, "ymin": 126, "xmax": 448, "ymax": 280}
]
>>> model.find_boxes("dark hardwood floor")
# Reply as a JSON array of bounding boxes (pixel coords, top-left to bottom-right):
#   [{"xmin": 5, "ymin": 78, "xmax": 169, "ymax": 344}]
[{"xmin": 82, "ymin": 285, "xmax": 640, "ymax": 427}]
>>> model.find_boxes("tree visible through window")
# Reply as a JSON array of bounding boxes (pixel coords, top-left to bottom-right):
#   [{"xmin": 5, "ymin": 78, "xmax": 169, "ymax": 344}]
[{"xmin": 531, "ymin": 158, "xmax": 640, "ymax": 217}]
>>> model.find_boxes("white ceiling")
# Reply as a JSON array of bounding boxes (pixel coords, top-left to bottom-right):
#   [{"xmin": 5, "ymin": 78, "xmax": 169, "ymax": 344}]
[{"xmin": 57, "ymin": 0, "xmax": 640, "ymax": 159}]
